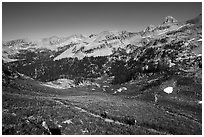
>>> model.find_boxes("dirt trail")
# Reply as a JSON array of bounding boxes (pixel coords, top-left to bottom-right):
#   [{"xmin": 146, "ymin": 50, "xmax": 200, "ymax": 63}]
[
  {"xmin": 4, "ymin": 91, "xmax": 199, "ymax": 135},
  {"xmin": 156, "ymin": 105, "xmax": 202, "ymax": 127},
  {"xmin": 52, "ymin": 98, "xmax": 170, "ymax": 135}
]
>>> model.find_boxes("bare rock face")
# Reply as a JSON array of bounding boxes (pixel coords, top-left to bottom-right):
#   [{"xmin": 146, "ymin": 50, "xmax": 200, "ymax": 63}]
[
  {"xmin": 163, "ymin": 16, "xmax": 178, "ymax": 24},
  {"xmin": 144, "ymin": 25, "xmax": 156, "ymax": 32}
]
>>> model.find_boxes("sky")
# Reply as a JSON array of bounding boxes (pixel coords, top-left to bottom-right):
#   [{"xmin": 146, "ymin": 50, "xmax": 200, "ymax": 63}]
[{"xmin": 2, "ymin": 2, "xmax": 202, "ymax": 41}]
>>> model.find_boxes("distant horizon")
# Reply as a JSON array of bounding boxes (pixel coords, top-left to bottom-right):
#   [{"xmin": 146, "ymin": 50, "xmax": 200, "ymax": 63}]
[{"xmin": 3, "ymin": 2, "xmax": 202, "ymax": 41}]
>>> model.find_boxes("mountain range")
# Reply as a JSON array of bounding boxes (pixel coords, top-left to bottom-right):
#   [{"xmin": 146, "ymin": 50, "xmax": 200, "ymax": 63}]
[{"xmin": 3, "ymin": 14, "xmax": 202, "ymax": 82}]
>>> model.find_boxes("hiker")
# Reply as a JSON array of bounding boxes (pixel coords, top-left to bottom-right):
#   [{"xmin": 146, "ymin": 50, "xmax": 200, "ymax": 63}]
[{"xmin": 154, "ymin": 93, "xmax": 158, "ymax": 103}]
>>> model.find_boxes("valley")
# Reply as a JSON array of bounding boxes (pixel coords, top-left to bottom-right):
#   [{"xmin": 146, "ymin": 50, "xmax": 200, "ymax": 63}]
[
  {"xmin": 2, "ymin": 73, "xmax": 202, "ymax": 134},
  {"xmin": 2, "ymin": 14, "xmax": 202, "ymax": 135}
]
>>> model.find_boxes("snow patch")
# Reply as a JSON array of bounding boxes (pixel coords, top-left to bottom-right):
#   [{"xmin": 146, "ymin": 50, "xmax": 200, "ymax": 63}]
[
  {"xmin": 198, "ymin": 101, "xmax": 202, "ymax": 104},
  {"xmin": 104, "ymin": 119, "xmax": 114, "ymax": 123},
  {"xmin": 169, "ymin": 62, "xmax": 176, "ymax": 67},
  {"xmin": 41, "ymin": 78, "xmax": 74, "ymax": 89},
  {"xmin": 41, "ymin": 83, "xmax": 68, "ymax": 89},
  {"xmin": 113, "ymin": 87, "xmax": 127, "ymax": 94},
  {"xmin": 103, "ymin": 85, "xmax": 109, "ymax": 88},
  {"xmin": 94, "ymin": 83, "xmax": 101, "ymax": 88},
  {"xmin": 81, "ymin": 128, "xmax": 89, "ymax": 134},
  {"xmin": 62, "ymin": 119, "xmax": 73, "ymax": 124},
  {"xmin": 188, "ymin": 38, "xmax": 195, "ymax": 42},
  {"xmin": 163, "ymin": 87, "xmax": 173, "ymax": 94},
  {"xmin": 53, "ymin": 46, "xmax": 75, "ymax": 61},
  {"xmin": 42, "ymin": 78, "xmax": 100, "ymax": 89},
  {"xmin": 86, "ymin": 47, "xmax": 113, "ymax": 57},
  {"xmin": 17, "ymin": 72, "xmax": 34, "ymax": 80}
]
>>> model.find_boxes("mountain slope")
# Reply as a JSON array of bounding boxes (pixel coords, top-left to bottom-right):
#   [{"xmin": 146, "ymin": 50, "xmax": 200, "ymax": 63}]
[{"xmin": 2, "ymin": 15, "xmax": 202, "ymax": 84}]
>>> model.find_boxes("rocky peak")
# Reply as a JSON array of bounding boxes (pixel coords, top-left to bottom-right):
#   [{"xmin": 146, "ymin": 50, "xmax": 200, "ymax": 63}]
[
  {"xmin": 89, "ymin": 34, "xmax": 96, "ymax": 38},
  {"xmin": 144, "ymin": 25, "xmax": 156, "ymax": 32},
  {"xmin": 41, "ymin": 36, "xmax": 61, "ymax": 45},
  {"xmin": 163, "ymin": 16, "xmax": 178, "ymax": 24},
  {"xmin": 68, "ymin": 34, "xmax": 85, "ymax": 39}
]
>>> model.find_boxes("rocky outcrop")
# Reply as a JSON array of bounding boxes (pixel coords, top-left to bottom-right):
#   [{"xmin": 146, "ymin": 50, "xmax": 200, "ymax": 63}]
[
  {"xmin": 144, "ymin": 25, "xmax": 156, "ymax": 32},
  {"xmin": 163, "ymin": 16, "xmax": 178, "ymax": 24}
]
